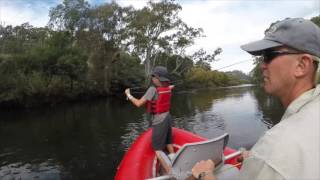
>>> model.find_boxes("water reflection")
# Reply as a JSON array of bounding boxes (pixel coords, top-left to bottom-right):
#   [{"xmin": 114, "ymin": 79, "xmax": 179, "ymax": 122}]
[
  {"xmin": 252, "ymin": 87, "xmax": 284, "ymax": 128},
  {"xmin": 0, "ymin": 85, "xmax": 285, "ymax": 179},
  {"xmin": 0, "ymin": 161, "xmax": 64, "ymax": 180},
  {"xmin": 169, "ymin": 86, "xmax": 275, "ymax": 150},
  {"xmin": 120, "ymin": 85, "xmax": 284, "ymax": 150},
  {"xmin": 120, "ymin": 114, "xmax": 149, "ymax": 151},
  {"xmin": 0, "ymin": 99, "xmax": 137, "ymax": 180}
]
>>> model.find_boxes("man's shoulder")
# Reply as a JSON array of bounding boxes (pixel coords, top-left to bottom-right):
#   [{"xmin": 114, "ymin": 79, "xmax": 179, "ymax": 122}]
[
  {"xmin": 240, "ymin": 155, "xmax": 285, "ymax": 180},
  {"xmin": 301, "ymin": 94, "xmax": 320, "ymax": 114},
  {"xmin": 286, "ymin": 96, "xmax": 320, "ymax": 126},
  {"xmin": 251, "ymin": 111, "xmax": 320, "ymax": 179},
  {"xmin": 251, "ymin": 116, "xmax": 316, "ymax": 158}
]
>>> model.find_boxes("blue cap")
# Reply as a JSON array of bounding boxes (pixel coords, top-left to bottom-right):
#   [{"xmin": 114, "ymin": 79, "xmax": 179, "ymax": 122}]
[{"xmin": 152, "ymin": 66, "xmax": 170, "ymax": 82}]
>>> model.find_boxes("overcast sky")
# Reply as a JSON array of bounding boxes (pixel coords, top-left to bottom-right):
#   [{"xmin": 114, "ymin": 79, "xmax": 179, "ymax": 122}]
[{"xmin": 0, "ymin": 0, "xmax": 319, "ymax": 73}]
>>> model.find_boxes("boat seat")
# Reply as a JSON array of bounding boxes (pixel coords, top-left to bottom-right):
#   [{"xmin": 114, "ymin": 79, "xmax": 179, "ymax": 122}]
[{"xmin": 153, "ymin": 133, "xmax": 229, "ymax": 180}]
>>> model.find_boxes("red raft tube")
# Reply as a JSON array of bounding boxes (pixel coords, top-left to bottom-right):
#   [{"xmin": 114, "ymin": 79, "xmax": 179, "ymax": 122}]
[{"xmin": 115, "ymin": 128, "xmax": 241, "ymax": 180}]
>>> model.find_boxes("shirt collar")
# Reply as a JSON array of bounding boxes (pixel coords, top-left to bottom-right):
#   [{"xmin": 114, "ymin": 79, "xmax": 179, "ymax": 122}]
[{"xmin": 281, "ymin": 84, "xmax": 320, "ymax": 120}]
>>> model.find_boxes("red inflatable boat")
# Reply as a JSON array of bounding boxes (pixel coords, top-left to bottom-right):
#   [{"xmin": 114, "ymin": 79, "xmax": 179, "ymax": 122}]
[{"xmin": 115, "ymin": 128, "xmax": 241, "ymax": 180}]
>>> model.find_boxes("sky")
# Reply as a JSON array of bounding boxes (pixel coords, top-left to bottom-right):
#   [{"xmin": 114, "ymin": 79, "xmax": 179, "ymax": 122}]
[{"xmin": 0, "ymin": 0, "xmax": 319, "ymax": 74}]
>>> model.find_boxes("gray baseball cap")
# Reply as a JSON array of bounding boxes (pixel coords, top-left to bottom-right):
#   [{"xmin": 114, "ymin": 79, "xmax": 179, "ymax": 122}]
[
  {"xmin": 152, "ymin": 66, "xmax": 170, "ymax": 82},
  {"xmin": 241, "ymin": 18, "xmax": 320, "ymax": 57}
]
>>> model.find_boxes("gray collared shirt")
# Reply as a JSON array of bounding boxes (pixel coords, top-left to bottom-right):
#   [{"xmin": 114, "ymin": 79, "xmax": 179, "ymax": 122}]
[{"xmin": 239, "ymin": 85, "xmax": 320, "ymax": 180}]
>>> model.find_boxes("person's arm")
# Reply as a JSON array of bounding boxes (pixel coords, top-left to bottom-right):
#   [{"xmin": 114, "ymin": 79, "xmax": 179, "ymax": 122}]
[
  {"xmin": 125, "ymin": 88, "xmax": 147, "ymax": 107},
  {"xmin": 192, "ymin": 160, "xmax": 216, "ymax": 180}
]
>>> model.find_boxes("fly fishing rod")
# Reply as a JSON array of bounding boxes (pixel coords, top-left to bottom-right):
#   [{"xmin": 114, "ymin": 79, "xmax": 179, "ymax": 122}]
[
  {"xmin": 212, "ymin": 59, "xmax": 252, "ymax": 71},
  {"xmin": 128, "ymin": 79, "xmax": 184, "ymax": 92},
  {"xmin": 127, "ymin": 59, "xmax": 252, "ymax": 92}
]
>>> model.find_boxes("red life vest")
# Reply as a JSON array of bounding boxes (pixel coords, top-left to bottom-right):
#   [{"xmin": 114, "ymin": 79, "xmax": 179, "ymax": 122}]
[{"xmin": 146, "ymin": 86, "xmax": 171, "ymax": 114}]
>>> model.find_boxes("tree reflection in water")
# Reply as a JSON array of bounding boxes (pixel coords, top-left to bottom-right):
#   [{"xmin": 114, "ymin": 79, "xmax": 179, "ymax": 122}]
[{"xmin": 0, "ymin": 85, "xmax": 286, "ymax": 179}]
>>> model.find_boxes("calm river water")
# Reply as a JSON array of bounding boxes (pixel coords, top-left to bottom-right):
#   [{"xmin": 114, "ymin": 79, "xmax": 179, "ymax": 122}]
[{"xmin": 0, "ymin": 85, "xmax": 285, "ymax": 179}]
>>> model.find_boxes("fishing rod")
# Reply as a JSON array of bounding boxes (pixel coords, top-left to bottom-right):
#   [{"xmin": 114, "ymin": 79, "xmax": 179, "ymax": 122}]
[
  {"xmin": 212, "ymin": 59, "xmax": 252, "ymax": 71},
  {"xmin": 128, "ymin": 79, "xmax": 184, "ymax": 93},
  {"xmin": 127, "ymin": 59, "xmax": 252, "ymax": 91}
]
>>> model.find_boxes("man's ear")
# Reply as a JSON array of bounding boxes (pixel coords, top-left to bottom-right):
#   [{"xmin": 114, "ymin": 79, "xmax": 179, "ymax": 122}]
[{"xmin": 295, "ymin": 54, "xmax": 313, "ymax": 77}]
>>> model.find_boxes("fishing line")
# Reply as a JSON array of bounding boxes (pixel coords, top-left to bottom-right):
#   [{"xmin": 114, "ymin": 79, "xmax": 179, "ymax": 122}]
[
  {"xmin": 128, "ymin": 79, "xmax": 184, "ymax": 93},
  {"xmin": 128, "ymin": 59, "xmax": 253, "ymax": 91},
  {"xmin": 212, "ymin": 59, "xmax": 252, "ymax": 71}
]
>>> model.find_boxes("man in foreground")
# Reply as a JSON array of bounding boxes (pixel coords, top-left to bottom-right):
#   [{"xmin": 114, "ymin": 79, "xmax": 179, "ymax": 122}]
[{"xmin": 192, "ymin": 18, "xmax": 320, "ymax": 180}]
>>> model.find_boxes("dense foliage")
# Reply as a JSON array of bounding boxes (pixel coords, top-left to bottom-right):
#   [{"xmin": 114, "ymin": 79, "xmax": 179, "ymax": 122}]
[{"xmin": 0, "ymin": 0, "xmax": 248, "ymax": 108}]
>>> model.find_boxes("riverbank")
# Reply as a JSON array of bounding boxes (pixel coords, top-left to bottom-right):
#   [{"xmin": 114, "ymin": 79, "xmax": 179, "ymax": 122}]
[{"xmin": 0, "ymin": 81, "xmax": 252, "ymax": 109}]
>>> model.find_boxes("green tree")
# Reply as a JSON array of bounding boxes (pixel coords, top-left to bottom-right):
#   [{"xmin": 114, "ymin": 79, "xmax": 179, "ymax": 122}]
[
  {"xmin": 124, "ymin": 0, "xmax": 202, "ymax": 80},
  {"xmin": 226, "ymin": 70, "xmax": 251, "ymax": 84},
  {"xmin": 48, "ymin": 0, "xmax": 90, "ymax": 32},
  {"xmin": 110, "ymin": 52, "xmax": 145, "ymax": 91},
  {"xmin": 48, "ymin": 0, "xmax": 129, "ymax": 94},
  {"xmin": 192, "ymin": 48, "xmax": 222, "ymax": 70},
  {"xmin": 152, "ymin": 52, "xmax": 193, "ymax": 80},
  {"xmin": 311, "ymin": 15, "xmax": 320, "ymax": 27},
  {"xmin": 249, "ymin": 56, "xmax": 263, "ymax": 85}
]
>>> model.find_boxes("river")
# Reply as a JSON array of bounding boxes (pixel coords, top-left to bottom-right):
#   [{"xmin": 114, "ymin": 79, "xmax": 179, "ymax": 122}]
[{"xmin": 0, "ymin": 85, "xmax": 285, "ymax": 179}]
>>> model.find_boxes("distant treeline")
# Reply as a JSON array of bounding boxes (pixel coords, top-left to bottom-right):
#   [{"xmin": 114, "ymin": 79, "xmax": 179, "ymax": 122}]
[{"xmin": 0, "ymin": 0, "xmax": 250, "ymax": 108}]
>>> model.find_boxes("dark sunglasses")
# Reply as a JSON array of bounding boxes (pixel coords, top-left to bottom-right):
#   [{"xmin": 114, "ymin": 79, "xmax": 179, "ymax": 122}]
[{"xmin": 261, "ymin": 51, "xmax": 301, "ymax": 64}]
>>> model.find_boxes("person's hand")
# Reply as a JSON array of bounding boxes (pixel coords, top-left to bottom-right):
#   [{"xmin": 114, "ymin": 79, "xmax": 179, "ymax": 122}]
[
  {"xmin": 192, "ymin": 159, "xmax": 215, "ymax": 179},
  {"xmin": 125, "ymin": 88, "xmax": 131, "ymax": 96},
  {"xmin": 169, "ymin": 85, "xmax": 175, "ymax": 89},
  {"xmin": 242, "ymin": 150, "xmax": 250, "ymax": 159},
  {"xmin": 237, "ymin": 149, "xmax": 250, "ymax": 162}
]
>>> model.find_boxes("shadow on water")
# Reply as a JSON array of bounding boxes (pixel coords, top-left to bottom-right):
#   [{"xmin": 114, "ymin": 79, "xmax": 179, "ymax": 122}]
[{"xmin": 0, "ymin": 85, "xmax": 285, "ymax": 179}]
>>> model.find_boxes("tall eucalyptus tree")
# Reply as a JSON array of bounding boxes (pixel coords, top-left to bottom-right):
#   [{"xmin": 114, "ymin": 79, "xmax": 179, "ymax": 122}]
[{"xmin": 124, "ymin": 0, "xmax": 203, "ymax": 80}]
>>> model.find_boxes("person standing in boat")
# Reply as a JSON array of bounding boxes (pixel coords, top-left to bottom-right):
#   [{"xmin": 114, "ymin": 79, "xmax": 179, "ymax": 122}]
[
  {"xmin": 192, "ymin": 18, "xmax": 320, "ymax": 180},
  {"xmin": 125, "ymin": 66, "xmax": 175, "ymax": 174}
]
